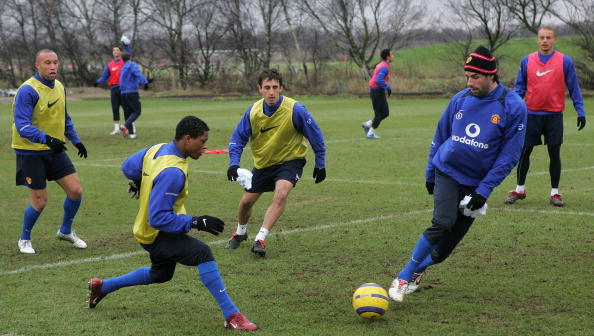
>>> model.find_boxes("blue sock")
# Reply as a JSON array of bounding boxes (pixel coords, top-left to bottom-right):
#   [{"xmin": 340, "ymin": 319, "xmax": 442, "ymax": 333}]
[
  {"xmin": 397, "ymin": 234, "xmax": 435, "ymax": 282},
  {"xmin": 101, "ymin": 267, "xmax": 153, "ymax": 295},
  {"xmin": 198, "ymin": 261, "xmax": 239, "ymax": 319},
  {"xmin": 20, "ymin": 205, "xmax": 41, "ymax": 240},
  {"xmin": 415, "ymin": 254, "xmax": 435, "ymax": 274},
  {"xmin": 59, "ymin": 197, "xmax": 81, "ymax": 235}
]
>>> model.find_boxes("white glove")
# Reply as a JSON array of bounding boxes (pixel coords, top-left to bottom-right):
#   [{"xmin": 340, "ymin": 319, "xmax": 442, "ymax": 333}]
[
  {"xmin": 236, "ymin": 168, "xmax": 253, "ymax": 190},
  {"xmin": 120, "ymin": 35, "xmax": 131, "ymax": 45},
  {"xmin": 458, "ymin": 195, "xmax": 488, "ymax": 218}
]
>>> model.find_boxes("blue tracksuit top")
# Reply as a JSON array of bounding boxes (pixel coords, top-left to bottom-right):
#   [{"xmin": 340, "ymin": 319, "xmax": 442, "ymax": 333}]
[
  {"xmin": 514, "ymin": 51, "xmax": 585, "ymax": 117},
  {"xmin": 122, "ymin": 141, "xmax": 193, "ymax": 234},
  {"xmin": 119, "ymin": 61, "xmax": 148, "ymax": 94},
  {"xmin": 229, "ymin": 96, "xmax": 326, "ymax": 168},
  {"xmin": 13, "ymin": 74, "xmax": 81, "ymax": 155},
  {"xmin": 426, "ymin": 84, "xmax": 527, "ymax": 198}
]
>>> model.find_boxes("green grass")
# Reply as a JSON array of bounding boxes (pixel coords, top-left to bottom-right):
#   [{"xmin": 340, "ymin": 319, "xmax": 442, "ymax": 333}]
[{"xmin": 0, "ymin": 95, "xmax": 593, "ymax": 336}]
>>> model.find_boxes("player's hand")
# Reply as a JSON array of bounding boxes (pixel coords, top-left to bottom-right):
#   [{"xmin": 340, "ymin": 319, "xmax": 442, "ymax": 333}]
[
  {"xmin": 577, "ymin": 116, "xmax": 586, "ymax": 131},
  {"xmin": 387, "ymin": 88, "xmax": 392, "ymax": 97},
  {"xmin": 466, "ymin": 192, "xmax": 486, "ymax": 211},
  {"xmin": 313, "ymin": 167, "xmax": 326, "ymax": 183},
  {"xmin": 227, "ymin": 165, "xmax": 239, "ymax": 181},
  {"xmin": 191, "ymin": 215, "xmax": 225, "ymax": 235},
  {"xmin": 74, "ymin": 142, "xmax": 88, "ymax": 158},
  {"xmin": 128, "ymin": 179, "xmax": 141, "ymax": 199},
  {"xmin": 143, "ymin": 83, "xmax": 149, "ymax": 90},
  {"xmin": 148, "ymin": 78, "xmax": 154, "ymax": 84},
  {"xmin": 120, "ymin": 35, "xmax": 130, "ymax": 45},
  {"xmin": 93, "ymin": 82, "xmax": 98, "ymax": 88},
  {"xmin": 425, "ymin": 182, "xmax": 434, "ymax": 195},
  {"xmin": 45, "ymin": 135, "xmax": 67, "ymax": 152}
]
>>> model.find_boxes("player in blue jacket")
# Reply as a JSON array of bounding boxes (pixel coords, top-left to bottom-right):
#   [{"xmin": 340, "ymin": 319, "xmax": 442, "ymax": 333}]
[
  {"xmin": 389, "ymin": 46, "xmax": 527, "ymax": 302},
  {"xmin": 87, "ymin": 116, "xmax": 257, "ymax": 331},
  {"xmin": 119, "ymin": 51, "xmax": 148, "ymax": 139}
]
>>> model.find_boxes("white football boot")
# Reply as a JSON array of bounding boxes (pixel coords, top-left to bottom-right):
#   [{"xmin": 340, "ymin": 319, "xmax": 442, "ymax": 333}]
[
  {"xmin": 56, "ymin": 230, "xmax": 87, "ymax": 249},
  {"xmin": 18, "ymin": 239, "xmax": 36, "ymax": 254},
  {"xmin": 405, "ymin": 272, "xmax": 424, "ymax": 294},
  {"xmin": 389, "ymin": 278, "xmax": 409, "ymax": 302}
]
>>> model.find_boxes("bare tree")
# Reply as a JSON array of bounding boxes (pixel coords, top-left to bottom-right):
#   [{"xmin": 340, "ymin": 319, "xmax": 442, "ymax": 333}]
[
  {"xmin": 383, "ymin": 0, "xmax": 426, "ymax": 50},
  {"xmin": 301, "ymin": 0, "xmax": 382, "ymax": 76},
  {"xmin": 0, "ymin": 0, "xmax": 19, "ymax": 86},
  {"xmin": 218, "ymin": 0, "xmax": 264, "ymax": 89},
  {"xmin": 550, "ymin": 0, "xmax": 594, "ymax": 88},
  {"xmin": 502, "ymin": 0, "xmax": 557, "ymax": 33},
  {"xmin": 190, "ymin": 0, "xmax": 225, "ymax": 87},
  {"xmin": 448, "ymin": 0, "xmax": 517, "ymax": 54},
  {"xmin": 257, "ymin": 0, "xmax": 282, "ymax": 69},
  {"xmin": 144, "ymin": 0, "xmax": 200, "ymax": 89}
]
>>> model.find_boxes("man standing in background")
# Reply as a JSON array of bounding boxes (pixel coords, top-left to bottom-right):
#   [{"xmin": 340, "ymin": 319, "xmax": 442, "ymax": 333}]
[
  {"xmin": 504, "ymin": 26, "xmax": 586, "ymax": 207},
  {"xmin": 362, "ymin": 48, "xmax": 393, "ymax": 139},
  {"xmin": 95, "ymin": 35, "xmax": 133, "ymax": 135}
]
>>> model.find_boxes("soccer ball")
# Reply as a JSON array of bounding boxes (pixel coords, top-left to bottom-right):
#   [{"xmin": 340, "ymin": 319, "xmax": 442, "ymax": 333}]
[{"xmin": 352, "ymin": 283, "xmax": 389, "ymax": 319}]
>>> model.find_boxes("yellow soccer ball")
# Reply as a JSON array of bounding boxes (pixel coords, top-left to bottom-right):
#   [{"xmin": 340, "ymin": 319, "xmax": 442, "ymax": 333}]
[{"xmin": 352, "ymin": 283, "xmax": 389, "ymax": 319}]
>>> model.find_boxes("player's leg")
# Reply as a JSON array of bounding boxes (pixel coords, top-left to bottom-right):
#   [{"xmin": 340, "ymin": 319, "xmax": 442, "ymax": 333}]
[
  {"xmin": 51, "ymin": 152, "xmax": 87, "ymax": 248},
  {"xmin": 124, "ymin": 92, "xmax": 141, "ymax": 138},
  {"xmin": 109, "ymin": 86, "xmax": 121, "ymax": 135},
  {"xmin": 368, "ymin": 89, "xmax": 387, "ymax": 138},
  {"xmin": 390, "ymin": 169, "xmax": 459, "ymax": 301},
  {"xmin": 362, "ymin": 90, "xmax": 374, "ymax": 135},
  {"xmin": 16, "ymin": 154, "xmax": 48, "ymax": 253},
  {"xmin": 224, "ymin": 191, "xmax": 261, "ymax": 249},
  {"xmin": 252, "ymin": 159, "xmax": 305, "ymax": 256},
  {"xmin": 544, "ymin": 114, "xmax": 564, "ymax": 206},
  {"xmin": 506, "ymin": 114, "xmax": 542, "ymax": 204}
]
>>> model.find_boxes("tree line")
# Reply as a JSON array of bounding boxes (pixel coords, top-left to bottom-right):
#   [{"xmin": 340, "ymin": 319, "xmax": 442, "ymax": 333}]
[{"xmin": 0, "ymin": 0, "xmax": 591, "ymax": 92}]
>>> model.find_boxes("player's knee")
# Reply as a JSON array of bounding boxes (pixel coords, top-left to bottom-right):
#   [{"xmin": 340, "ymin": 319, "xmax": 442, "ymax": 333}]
[
  {"xmin": 31, "ymin": 195, "xmax": 48, "ymax": 211},
  {"xmin": 150, "ymin": 269, "xmax": 175, "ymax": 283},
  {"xmin": 431, "ymin": 249, "xmax": 450, "ymax": 264},
  {"xmin": 69, "ymin": 185, "xmax": 83, "ymax": 200}
]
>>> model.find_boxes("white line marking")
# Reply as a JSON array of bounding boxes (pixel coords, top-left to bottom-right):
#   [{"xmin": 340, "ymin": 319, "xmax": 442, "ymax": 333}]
[
  {"xmin": 492, "ymin": 207, "xmax": 594, "ymax": 217},
  {"xmin": 1, "ymin": 210, "xmax": 432, "ymax": 276}
]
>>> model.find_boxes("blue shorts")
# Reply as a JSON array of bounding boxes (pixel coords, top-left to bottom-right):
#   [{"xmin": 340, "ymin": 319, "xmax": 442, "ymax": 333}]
[
  {"xmin": 247, "ymin": 158, "xmax": 306, "ymax": 193},
  {"xmin": 525, "ymin": 114, "xmax": 563, "ymax": 146},
  {"xmin": 16, "ymin": 152, "xmax": 76, "ymax": 189}
]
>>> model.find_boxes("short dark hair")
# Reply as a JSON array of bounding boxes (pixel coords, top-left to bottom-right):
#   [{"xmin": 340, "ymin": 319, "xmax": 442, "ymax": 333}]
[
  {"xmin": 380, "ymin": 49, "xmax": 391, "ymax": 60},
  {"xmin": 113, "ymin": 46, "xmax": 122, "ymax": 51},
  {"xmin": 121, "ymin": 52, "xmax": 131, "ymax": 62},
  {"xmin": 258, "ymin": 68, "xmax": 283, "ymax": 87},
  {"xmin": 175, "ymin": 116, "xmax": 209, "ymax": 141}
]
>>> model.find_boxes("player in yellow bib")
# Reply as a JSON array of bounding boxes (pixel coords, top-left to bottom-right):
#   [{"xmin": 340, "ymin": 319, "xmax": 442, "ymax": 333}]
[
  {"xmin": 87, "ymin": 116, "xmax": 257, "ymax": 331},
  {"xmin": 225, "ymin": 69, "xmax": 327, "ymax": 256},
  {"xmin": 12, "ymin": 49, "xmax": 88, "ymax": 254}
]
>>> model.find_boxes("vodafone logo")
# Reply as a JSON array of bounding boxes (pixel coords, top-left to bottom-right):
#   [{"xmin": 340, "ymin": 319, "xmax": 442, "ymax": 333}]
[
  {"xmin": 465, "ymin": 123, "xmax": 480, "ymax": 137},
  {"xmin": 451, "ymin": 123, "xmax": 489, "ymax": 149}
]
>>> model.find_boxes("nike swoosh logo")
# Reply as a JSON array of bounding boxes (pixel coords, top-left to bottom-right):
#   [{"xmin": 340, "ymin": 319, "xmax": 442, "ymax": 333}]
[
  {"xmin": 48, "ymin": 99, "xmax": 59, "ymax": 108},
  {"xmin": 260, "ymin": 126, "xmax": 279, "ymax": 133},
  {"xmin": 111, "ymin": 67, "xmax": 118, "ymax": 71},
  {"xmin": 143, "ymin": 172, "xmax": 149, "ymax": 176},
  {"xmin": 536, "ymin": 69, "xmax": 553, "ymax": 77}
]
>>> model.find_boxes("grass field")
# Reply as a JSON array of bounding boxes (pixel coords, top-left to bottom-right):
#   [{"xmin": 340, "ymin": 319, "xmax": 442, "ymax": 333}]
[{"xmin": 0, "ymin": 95, "xmax": 592, "ymax": 336}]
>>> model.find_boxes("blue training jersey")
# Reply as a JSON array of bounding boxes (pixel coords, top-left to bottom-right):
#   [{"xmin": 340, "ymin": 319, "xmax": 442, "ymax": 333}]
[
  {"xmin": 119, "ymin": 61, "xmax": 148, "ymax": 94},
  {"xmin": 228, "ymin": 96, "xmax": 326, "ymax": 168},
  {"xmin": 514, "ymin": 51, "xmax": 585, "ymax": 117},
  {"xmin": 13, "ymin": 74, "xmax": 81, "ymax": 156},
  {"xmin": 426, "ymin": 84, "xmax": 527, "ymax": 198},
  {"xmin": 122, "ymin": 141, "xmax": 193, "ymax": 234}
]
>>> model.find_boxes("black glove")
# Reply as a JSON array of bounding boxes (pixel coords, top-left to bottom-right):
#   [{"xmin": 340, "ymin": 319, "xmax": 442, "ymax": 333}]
[
  {"xmin": 74, "ymin": 142, "xmax": 87, "ymax": 158},
  {"xmin": 227, "ymin": 165, "xmax": 239, "ymax": 181},
  {"xmin": 577, "ymin": 116, "xmax": 586, "ymax": 131},
  {"xmin": 466, "ymin": 192, "xmax": 487, "ymax": 211},
  {"xmin": 191, "ymin": 215, "xmax": 225, "ymax": 235},
  {"xmin": 425, "ymin": 182, "xmax": 434, "ymax": 195},
  {"xmin": 143, "ymin": 83, "xmax": 149, "ymax": 90},
  {"xmin": 45, "ymin": 135, "xmax": 67, "ymax": 152},
  {"xmin": 128, "ymin": 179, "xmax": 141, "ymax": 199},
  {"xmin": 148, "ymin": 78, "xmax": 154, "ymax": 84},
  {"xmin": 313, "ymin": 167, "xmax": 326, "ymax": 183},
  {"xmin": 93, "ymin": 82, "xmax": 98, "ymax": 87},
  {"xmin": 387, "ymin": 88, "xmax": 392, "ymax": 97}
]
